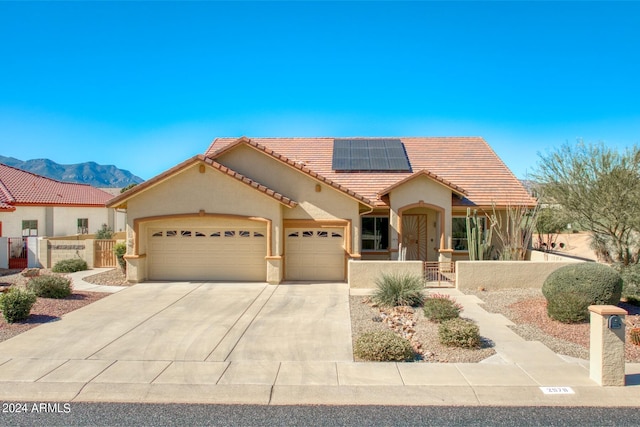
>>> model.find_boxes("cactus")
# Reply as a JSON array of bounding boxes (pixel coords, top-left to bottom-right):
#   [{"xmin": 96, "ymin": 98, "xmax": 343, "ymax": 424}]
[{"xmin": 466, "ymin": 208, "xmax": 493, "ymax": 260}]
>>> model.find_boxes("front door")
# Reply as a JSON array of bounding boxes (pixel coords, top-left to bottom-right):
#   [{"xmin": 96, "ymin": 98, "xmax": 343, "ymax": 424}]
[{"xmin": 402, "ymin": 214, "xmax": 427, "ymax": 261}]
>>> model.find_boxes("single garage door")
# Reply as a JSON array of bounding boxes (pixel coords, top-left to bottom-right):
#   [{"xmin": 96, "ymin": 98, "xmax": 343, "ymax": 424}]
[
  {"xmin": 148, "ymin": 222, "xmax": 267, "ymax": 281},
  {"xmin": 285, "ymin": 228, "xmax": 345, "ymax": 281}
]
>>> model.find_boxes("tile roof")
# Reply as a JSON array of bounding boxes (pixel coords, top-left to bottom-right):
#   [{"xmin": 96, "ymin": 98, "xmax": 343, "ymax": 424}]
[
  {"xmin": 0, "ymin": 163, "xmax": 113, "ymax": 209},
  {"xmin": 106, "ymin": 155, "xmax": 298, "ymax": 209},
  {"xmin": 205, "ymin": 137, "xmax": 537, "ymax": 208},
  {"xmin": 209, "ymin": 137, "xmax": 374, "ymax": 207}
]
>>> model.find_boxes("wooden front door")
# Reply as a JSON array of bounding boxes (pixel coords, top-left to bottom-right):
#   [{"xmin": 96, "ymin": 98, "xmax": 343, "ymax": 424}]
[{"xmin": 402, "ymin": 214, "xmax": 428, "ymax": 261}]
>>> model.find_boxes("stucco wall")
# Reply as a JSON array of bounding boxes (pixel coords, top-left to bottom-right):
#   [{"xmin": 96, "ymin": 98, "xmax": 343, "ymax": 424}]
[
  {"xmin": 217, "ymin": 145, "xmax": 362, "ymax": 253},
  {"xmin": 124, "ymin": 163, "xmax": 284, "ymax": 282},
  {"xmin": 0, "ymin": 206, "xmax": 47, "ymax": 237},
  {"xmin": 45, "ymin": 239, "xmax": 89, "ymax": 268},
  {"xmin": 0, "ymin": 206, "xmax": 116, "ymax": 238},
  {"xmin": 388, "ymin": 176, "xmax": 452, "ymax": 259},
  {"xmin": 528, "ymin": 250, "xmax": 585, "ymax": 262},
  {"xmin": 456, "ymin": 260, "xmax": 586, "ymax": 290},
  {"xmin": 348, "ymin": 260, "xmax": 424, "ymax": 288}
]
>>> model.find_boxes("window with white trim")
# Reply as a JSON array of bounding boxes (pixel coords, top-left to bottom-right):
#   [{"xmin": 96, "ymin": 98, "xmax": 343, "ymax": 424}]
[{"xmin": 22, "ymin": 220, "xmax": 38, "ymax": 236}]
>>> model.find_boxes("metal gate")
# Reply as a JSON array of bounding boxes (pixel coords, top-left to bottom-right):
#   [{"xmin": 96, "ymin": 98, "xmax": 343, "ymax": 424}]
[
  {"xmin": 424, "ymin": 261, "xmax": 455, "ymax": 287},
  {"xmin": 94, "ymin": 239, "xmax": 117, "ymax": 267},
  {"xmin": 8, "ymin": 237, "xmax": 28, "ymax": 269}
]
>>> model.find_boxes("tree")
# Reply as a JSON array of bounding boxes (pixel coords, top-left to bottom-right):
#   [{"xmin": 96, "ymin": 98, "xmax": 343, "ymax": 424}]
[
  {"xmin": 95, "ymin": 224, "xmax": 114, "ymax": 240},
  {"xmin": 533, "ymin": 141, "xmax": 640, "ymax": 265},
  {"xmin": 534, "ymin": 205, "xmax": 571, "ymax": 251}
]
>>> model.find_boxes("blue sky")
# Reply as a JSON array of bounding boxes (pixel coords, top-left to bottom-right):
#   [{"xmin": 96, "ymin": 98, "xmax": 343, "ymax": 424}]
[{"xmin": 1, "ymin": 1, "xmax": 639, "ymax": 181}]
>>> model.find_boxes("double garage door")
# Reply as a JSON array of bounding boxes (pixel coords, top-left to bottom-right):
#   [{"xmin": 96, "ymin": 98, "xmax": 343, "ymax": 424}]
[
  {"xmin": 147, "ymin": 219, "xmax": 267, "ymax": 281},
  {"xmin": 147, "ymin": 220, "xmax": 346, "ymax": 282}
]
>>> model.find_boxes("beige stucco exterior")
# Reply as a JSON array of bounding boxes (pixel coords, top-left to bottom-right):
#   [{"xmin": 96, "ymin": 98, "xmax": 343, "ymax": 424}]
[
  {"xmin": 455, "ymin": 260, "xmax": 584, "ymax": 290},
  {"xmin": 123, "ymin": 162, "xmax": 283, "ymax": 283},
  {"xmin": 348, "ymin": 260, "xmax": 424, "ymax": 288},
  {"xmin": 0, "ymin": 205, "xmax": 121, "ymax": 238},
  {"xmin": 217, "ymin": 144, "xmax": 363, "ymax": 253},
  {"xmin": 386, "ymin": 174, "xmax": 454, "ymax": 261},
  {"xmin": 110, "ymin": 139, "xmax": 536, "ymax": 284}
]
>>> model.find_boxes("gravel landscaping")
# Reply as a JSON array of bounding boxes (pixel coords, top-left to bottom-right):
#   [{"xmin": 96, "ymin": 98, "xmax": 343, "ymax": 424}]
[
  {"xmin": 350, "ymin": 295, "xmax": 496, "ymax": 363},
  {"xmin": 0, "ymin": 269, "xmax": 109, "ymax": 343},
  {"xmin": 468, "ymin": 288, "xmax": 640, "ymax": 363},
  {"xmin": 3, "ymin": 268, "xmax": 640, "ymax": 363}
]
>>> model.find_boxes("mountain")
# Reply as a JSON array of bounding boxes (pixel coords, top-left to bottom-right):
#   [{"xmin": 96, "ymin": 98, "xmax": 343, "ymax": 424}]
[{"xmin": 0, "ymin": 156, "xmax": 144, "ymax": 188}]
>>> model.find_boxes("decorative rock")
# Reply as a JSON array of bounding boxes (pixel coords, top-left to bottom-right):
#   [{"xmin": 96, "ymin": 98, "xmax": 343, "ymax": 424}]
[{"xmin": 21, "ymin": 268, "xmax": 40, "ymax": 278}]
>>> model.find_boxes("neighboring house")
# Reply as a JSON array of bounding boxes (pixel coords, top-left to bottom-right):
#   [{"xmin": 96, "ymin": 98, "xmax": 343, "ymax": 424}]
[
  {"xmin": 0, "ymin": 163, "xmax": 124, "ymax": 239},
  {"xmin": 107, "ymin": 137, "xmax": 536, "ymax": 284}
]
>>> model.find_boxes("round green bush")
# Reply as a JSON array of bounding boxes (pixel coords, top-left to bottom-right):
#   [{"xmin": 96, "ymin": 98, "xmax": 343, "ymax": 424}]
[
  {"xmin": 423, "ymin": 294, "xmax": 462, "ymax": 323},
  {"xmin": 373, "ymin": 273, "xmax": 425, "ymax": 307},
  {"xmin": 354, "ymin": 330, "xmax": 415, "ymax": 361},
  {"xmin": 438, "ymin": 318, "xmax": 481, "ymax": 348},
  {"xmin": 0, "ymin": 288, "xmax": 37, "ymax": 323},
  {"xmin": 542, "ymin": 263, "xmax": 623, "ymax": 323},
  {"xmin": 27, "ymin": 275, "xmax": 72, "ymax": 299},
  {"xmin": 52, "ymin": 258, "xmax": 88, "ymax": 273}
]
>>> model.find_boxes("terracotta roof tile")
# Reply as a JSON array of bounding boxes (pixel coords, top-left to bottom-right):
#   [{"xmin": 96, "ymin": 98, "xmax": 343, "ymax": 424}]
[
  {"xmin": 205, "ymin": 137, "xmax": 536, "ymax": 207},
  {"xmin": 208, "ymin": 137, "xmax": 374, "ymax": 207},
  {"xmin": 0, "ymin": 163, "xmax": 113, "ymax": 208},
  {"xmin": 107, "ymin": 156, "xmax": 298, "ymax": 209}
]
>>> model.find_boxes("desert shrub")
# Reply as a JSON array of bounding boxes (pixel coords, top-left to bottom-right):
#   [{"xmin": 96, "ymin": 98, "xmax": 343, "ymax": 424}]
[
  {"xmin": 113, "ymin": 242, "xmax": 127, "ymax": 270},
  {"xmin": 542, "ymin": 263, "xmax": 623, "ymax": 323},
  {"xmin": 615, "ymin": 263, "xmax": 640, "ymax": 305},
  {"xmin": 95, "ymin": 224, "xmax": 114, "ymax": 240},
  {"xmin": 438, "ymin": 318, "xmax": 481, "ymax": 348},
  {"xmin": 27, "ymin": 275, "xmax": 72, "ymax": 299},
  {"xmin": 372, "ymin": 273, "xmax": 425, "ymax": 307},
  {"xmin": 423, "ymin": 293, "xmax": 463, "ymax": 323},
  {"xmin": 354, "ymin": 330, "xmax": 415, "ymax": 361},
  {"xmin": 0, "ymin": 288, "xmax": 37, "ymax": 323},
  {"xmin": 52, "ymin": 258, "xmax": 88, "ymax": 273},
  {"xmin": 544, "ymin": 292, "xmax": 593, "ymax": 323}
]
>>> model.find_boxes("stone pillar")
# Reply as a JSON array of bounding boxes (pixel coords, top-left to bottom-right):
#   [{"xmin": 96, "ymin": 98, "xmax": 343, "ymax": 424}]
[{"xmin": 589, "ymin": 305, "xmax": 627, "ymax": 386}]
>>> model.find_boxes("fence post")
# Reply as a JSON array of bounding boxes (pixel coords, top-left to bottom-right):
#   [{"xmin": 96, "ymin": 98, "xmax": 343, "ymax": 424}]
[
  {"xmin": 0, "ymin": 237, "xmax": 8, "ymax": 269},
  {"xmin": 26, "ymin": 236, "xmax": 40, "ymax": 268},
  {"xmin": 589, "ymin": 305, "xmax": 627, "ymax": 386},
  {"xmin": 85, "ymin": 239, "xmax": 95, "ymax": 269}
]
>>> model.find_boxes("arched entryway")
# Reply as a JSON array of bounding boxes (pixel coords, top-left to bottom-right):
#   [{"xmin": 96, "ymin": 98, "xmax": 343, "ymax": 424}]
[{"xmin": 398, "ymin": 203, "xmax": 445, "ymax": 262}]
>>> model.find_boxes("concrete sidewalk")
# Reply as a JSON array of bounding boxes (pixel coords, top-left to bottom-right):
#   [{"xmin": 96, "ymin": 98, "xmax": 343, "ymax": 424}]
[
  {"xmin": 0, "ymin": 283, "xmax": 638, "ymax": 406},
  {"xmin": 67, "ymin": 268, "xmax": 129, "ymax": 293}
]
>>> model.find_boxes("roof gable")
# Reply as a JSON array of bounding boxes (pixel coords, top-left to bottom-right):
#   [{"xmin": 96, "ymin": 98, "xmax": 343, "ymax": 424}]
[
  {"xmin": 107, "ymin": 155, "xmax": 298, "ymax": 209},
  {"xmin": 0, "ymin": 163, "xmax": 113, "ymax": 208},
  {"xmin": 379, "ymin": 169, "xmax": 467, "ymax": 197},
  {"xmin": 208, "ymin": 137, "xmax": 374, "ymax": 207}
]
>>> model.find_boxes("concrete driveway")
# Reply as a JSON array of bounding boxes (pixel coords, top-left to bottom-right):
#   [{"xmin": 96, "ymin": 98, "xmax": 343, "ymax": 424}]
[{"xmin": 0, "ymin": 281, "xmax": 353, "ymax": 363}]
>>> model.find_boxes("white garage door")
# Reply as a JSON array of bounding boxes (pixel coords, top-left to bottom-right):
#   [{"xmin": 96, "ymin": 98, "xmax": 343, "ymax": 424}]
[
  {"xmin": 285, "ymin": 228, "xmax": 345, "ymax": 281},
  {"xmin": 148, "ymin": 223, "xmax": 267, "ymax": 281}
]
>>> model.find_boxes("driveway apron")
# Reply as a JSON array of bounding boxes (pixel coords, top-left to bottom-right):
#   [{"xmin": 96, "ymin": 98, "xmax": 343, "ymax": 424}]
[{"xmin": 0, "ymin": 282, "xmax": 352, "ymax": 364}]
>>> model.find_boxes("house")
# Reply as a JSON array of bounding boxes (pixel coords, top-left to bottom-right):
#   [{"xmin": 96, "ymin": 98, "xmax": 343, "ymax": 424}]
[
  {"xmin": 0, "ymin": 163, "xmax": 123, "ymax": 238},
  {"xmin": 107, "ymin": 137, "xmax": 536, "ymax": 284}
]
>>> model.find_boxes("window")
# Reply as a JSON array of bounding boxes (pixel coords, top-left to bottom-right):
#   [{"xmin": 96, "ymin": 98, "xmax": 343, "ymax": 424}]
[
  {"xmin": 22, "ymin": 220, "xmax": 38, "ymax": 236},
  {"xmin": 361, "ymin": 217, "xmax": 389, "ymax": 251},
  {"xmin": 77, "ymin": 218, "xmax": 89, "ymax": 234},
  {"xmin": 452, "ymin": 216, "xmax": 487, "ymax": 251}
]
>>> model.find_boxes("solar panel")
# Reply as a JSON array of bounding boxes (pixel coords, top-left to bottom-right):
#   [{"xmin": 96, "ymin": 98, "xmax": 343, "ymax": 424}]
[{"xmin": 331, "ymin": 139, "xmax": 411, "ymax": 171}]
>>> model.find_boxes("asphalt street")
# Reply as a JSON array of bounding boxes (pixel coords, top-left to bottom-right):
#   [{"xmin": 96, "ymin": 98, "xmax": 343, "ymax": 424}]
[{"xmin": 2, "ymin": 403, "xmax": 640, "ymax": 427}]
